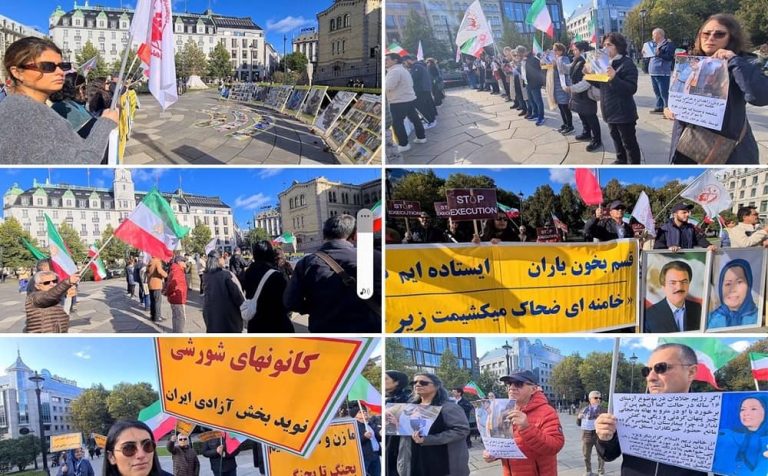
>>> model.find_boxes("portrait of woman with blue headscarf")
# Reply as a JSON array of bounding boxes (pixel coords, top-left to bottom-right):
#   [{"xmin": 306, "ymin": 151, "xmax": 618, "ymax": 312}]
[
  {"xmin": 713, "ymin": 395, "xmax": 768, "ymax": 475},
  {"xmin": 707, "ymin": 259, "xmax": 759, "ymax": 329}
]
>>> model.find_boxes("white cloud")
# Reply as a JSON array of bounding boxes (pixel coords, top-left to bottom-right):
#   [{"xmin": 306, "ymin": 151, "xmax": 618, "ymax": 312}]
[
  {"xmin": 730, "ymin": 340, "xmax": 753, "ymax": 353},
  {"xmin": 257, "ymin": 169, "xmax": 282, "ymax": 179},
  {"xmin": 651, "ymin": 175, "xmax": 697, "ymax": 186},
  {"xmin": 234, "ymin": 193, "xmax": 272, "ymax": 210},
  {"xmin": 132, "ymin": 169, "xmax": 168, "ymax": 184},
  {"xmin": 74, "ymin": 350, "xmax": 91, "ymax": 360},
  {"xmin": 548, "ymin": 168, "xmax": 575, "ymax": 185},
  {"xmin": 267, "ymin": 16, "xmax": 314, "ymax": 33},
  {"xmin": 626, "ymin": 337, "xmax": 659, "ymax": 351}
]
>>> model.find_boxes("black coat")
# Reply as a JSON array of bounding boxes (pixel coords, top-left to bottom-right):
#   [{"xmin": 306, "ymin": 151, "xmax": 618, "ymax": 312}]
[
  {"xmin": 569, "ymin": 56, "xmax": 598, "ymax": 115},
  {"xmin": 202, "ymin": 268, "xmax": 245, "ymax": 333},
  {"xmin": 202, "ymin": 439, "xmax": 240, "ymax": 475},
  {"xmin": 653, "ymin": 220, "xmax": 710, "ymax": 249},
  {"xmin": 409, "ymin": 61, "xmax": 432, "ymax": 93},
  {"xmin": 241, "ymin": 262, "xmax": 294, "ymax": 333},
  {"xmin": 596, "ymin": 433, "xmax": 707, "ymax": 476},
  {"xmin": 644, "ymin": 298, "xmax": 702, "ymax": 332},
  {"xmin": 385, "ymin": 388, "xmax": 411, "ymax": 476},
  {"xmin": 524, "ymin": 53, "xmax": 545, "ymax": 89},
  {"xmin": 284, "ymin": 239, "xmax": 381, "ymax": 332},
  {"xmin": 593, "ymin": 55, "xmax": 638, "ymax": 124},
  {"xmin": 670, "ymin": 54, "xmax": 768, "ymax": 165},
  {"xmin": 584, "ymin": 217, "xmax": 634, "ymax": 241}
]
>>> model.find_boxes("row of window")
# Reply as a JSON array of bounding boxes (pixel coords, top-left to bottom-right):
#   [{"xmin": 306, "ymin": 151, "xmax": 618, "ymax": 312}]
[
  {"xmin": 289, "ymin": 195, "xmax": 306, "ymax": 209},
  {"xmin": 329, "ymin": 14, "xmax": 351, "ymax": 31},
  {"xmin": 18, "ymin": 197, "xmax": 195, "ymax": 214},
  {"xmin": 332, "ymin": 40, "xmax": 347, "ymax": 56}
]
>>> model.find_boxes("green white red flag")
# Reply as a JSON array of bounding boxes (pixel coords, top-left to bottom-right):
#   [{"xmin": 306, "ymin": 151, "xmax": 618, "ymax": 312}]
[
  {"xmin": 750, "ymin": 352, "xmax": 768, "ymax": 381},
  {"xmin": 45, "ymin": 214, "xmax": 77, "ymax": 280},
  {"xmin": 386, "ymin": 42, "xmax": 408, "ymax": 57},
  {"xmin": 347, "ymin": 375, "xmax": 382, "ymax": 414},
  {"xmin": 498, "ymin": 203, "xmax": 519, "ymax": 219},
  {"xmin": 371, "ymin": 200, "xmax": 382, "ymax": 232},
  {"xmin": 113, "ymin": 189, "xmax": 189, "ymax": 261},
  {"xmin": 526, "ymin": 0, "xmax": 554, "ymax": 37},
  {"xmin": 138, "ymin": 400, "xmax": 176, "ymax": 440},
  {"xmin": 88, "ymin": 245, "xmax": 108, "ymax": 281},
  {"xmin": 658, "ymin": 337, "xmax": 739, "ymax": 389},
  {"xmin": 463, "ymin": 381, "xmax": 486, "ymax": 398},
  {"xmin": 455, "ymin": 1, "xmax": 494, "ymax": 58}
]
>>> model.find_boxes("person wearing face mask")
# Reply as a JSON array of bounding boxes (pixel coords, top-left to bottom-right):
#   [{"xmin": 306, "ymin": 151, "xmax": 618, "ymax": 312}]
[
  {"xmin": 0, "ymin": 37, "xmax": 118, "ymax": 164},
  {"xmin": 167, "ymin": 433, "xmax": 200, "ymax": 476},
  {"xmin": 103, "ymin": 420, "xmax": 170, "ymax": 476}
]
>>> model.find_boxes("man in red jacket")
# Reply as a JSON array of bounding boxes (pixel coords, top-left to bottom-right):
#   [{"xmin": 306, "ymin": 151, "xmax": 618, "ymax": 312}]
[
  {"xmin": 483, "ymin": 370, "xmax": 565, "ymax": 475},
  {"xmin": 163, "ymin": 255, "xmax": 188, "ymax": 333}
]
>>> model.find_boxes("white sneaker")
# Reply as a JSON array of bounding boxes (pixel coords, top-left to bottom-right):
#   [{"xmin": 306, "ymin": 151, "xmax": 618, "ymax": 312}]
[
  {"xmin": 413, "ymin": 138, "xmax": 427, "ymax": 144},
  {"xmin": 397, "ymin": 144, "xmax": 411, "ymax": 153},
  {"xmin": 424, "ymin": 120, "xmax": 437, "ymax": 129}
]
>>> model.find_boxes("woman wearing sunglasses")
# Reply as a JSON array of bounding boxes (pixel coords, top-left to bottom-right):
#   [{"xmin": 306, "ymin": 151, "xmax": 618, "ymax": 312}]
[
  {"xmin": 0, "ymin": 37, "xmax": 118, "ymax": 164},
  {"xmin": 669, "ymin": 14, "xmax": 768, "ymax": 164},
  {"xmin": 712, "ymin": 395, "xmax": 768, "ymax": 475},
  {"xmin": 396, "ymin": 373, "xmax": 470, "ymax": 476},
  {"xmin": 472, "ymin": 213, "xmax": 519, "ymax": 245},
  {"xmin": 104, "ymin": 420, "xmax": 168, "ymax": 476}
]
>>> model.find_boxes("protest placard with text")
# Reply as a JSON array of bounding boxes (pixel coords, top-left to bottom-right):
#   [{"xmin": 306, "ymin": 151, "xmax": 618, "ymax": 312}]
[
  {"xmin": 445, "ymin": 188, "xmax": 498, "ymax": 221},
  {"xmin": 50, "ymin": 433, "xmax": 83, "ymax": 452}
]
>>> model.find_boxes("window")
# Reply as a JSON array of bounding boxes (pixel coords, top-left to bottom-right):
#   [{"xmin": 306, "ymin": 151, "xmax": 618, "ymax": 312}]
[
  {"xmin": 753, "ymin": 176, "xmax": 759, "ymax": 185},
  {"xmin": 290, "ymin": 198, "xmax": 294, "ymax": 208},
  {"xmin": 344, "ymin": 14, "xmax": 350, "ymax": 27},
  {"xmin": 330, "ymin": 19, "xmax": 335, "ymax": 30},
  {"xmin": 36, "ymin": 198, "xmax": 43, "ymax": 206},
  {"xmin": 300, "ymin": 195, "xmax": 305, "ymax": 206},
  {"xmin": 752, "ymin": 188, "xmax": 757, "ymax": 197},
  {"xmin": 740, "ymin": 190, "xmax": 745, "ymax": 199}
]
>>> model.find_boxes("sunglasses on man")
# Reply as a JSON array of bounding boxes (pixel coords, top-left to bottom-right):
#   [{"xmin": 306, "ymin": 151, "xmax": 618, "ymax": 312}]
[
  {"xmin": 40, "ymin": 279, "xmax": 58, "ymax": 286},
  {"xmin": 641, "ymin": 362, "xmax": 695, "ymax": 378},
  {"xmin": 22, "ymin": 62, "xmax": 72, "ymax": 73}
]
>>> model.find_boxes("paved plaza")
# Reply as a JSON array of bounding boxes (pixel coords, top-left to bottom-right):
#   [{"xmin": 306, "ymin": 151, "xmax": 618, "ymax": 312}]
[
  {"xmin": 123, "ymin": 90, "xmax": 340, "ymax": 165},
  {"xmin": 387, "ymin": 70, "xmax": 768, "ymax": 165}
]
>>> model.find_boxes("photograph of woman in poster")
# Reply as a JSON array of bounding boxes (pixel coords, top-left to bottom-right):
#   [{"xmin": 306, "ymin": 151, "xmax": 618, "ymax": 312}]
[
  {"xmin": 713, "ymin": 394, "xmax": 768, "ymax": 475},
  {"xmin": 707, "ymin": 248, "xmax": 766, "ymax": 330}
]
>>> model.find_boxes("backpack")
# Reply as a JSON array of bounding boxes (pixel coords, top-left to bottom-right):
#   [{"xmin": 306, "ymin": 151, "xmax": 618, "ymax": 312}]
[{"xmin": 240, "ymin": 269, "xmax": 276, "ymax": 323}]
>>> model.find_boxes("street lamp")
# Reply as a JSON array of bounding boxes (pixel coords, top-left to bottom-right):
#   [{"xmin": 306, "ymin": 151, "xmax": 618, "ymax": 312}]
[
  {"xmin": 29, "ymin": 371, "xmax": 48, "ymax": 475},
  {"xmin": 373, "ymin": 45, "xmax": 380, "ymax": 89},
  {"xmin": 501, "ymin": 340, "xmax": 512, "ymax": 375},
  {"xmin": 639, "ymin": 9, "xmax": 648, "ymax": 49},
  {"xmin": 518, "ymin": 192, "xmax": 524, "ymax": 224},
  {"xmin": 629, "ymin": 352, "xmax": 638, "ymax": 393}
]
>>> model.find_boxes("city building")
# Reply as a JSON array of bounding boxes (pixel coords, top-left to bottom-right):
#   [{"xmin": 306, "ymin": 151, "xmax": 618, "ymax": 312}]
[
  {"xmin": 397, "ymin": 338, "xmax": 478, "ymax": 376},
  {"xmin": 293, "ymin": 28, "xmax": 319, "ymax": 63},
  {"xmin": 3, "ymin": 169, "xmax": 236, "ymax": 254},
  {"xmin": 278, "ymin": 177, "xmax": 381, "ymax": 252},
  {"xmin": 315, "ymin": 0, "xmax": 381, "ymax": 87},
  {"xmin": 479, "ymin": 338, "xmax": 564, "ymax": 400},
  {"xmin": 48, "ymin": 2, "xmax": 266, "ymax": 81},
  {"xmin": 385, "ymin": 0, "xmax": 426, "ymax": 43},
  {"xmin": 0, "ymin": 14, "xmax": 46, "ymax": 83},
  {"xmin": 721, "ymin": 169, "xmax": 768, "ymax": 219},
  {"xmin": 252, "ymin": 207, "xmax": 282, "ymax": 239},
  {"xmin": 500, "ymin": 0, "xmax": 567, "ymax": 42},
  {"xmin": 265, "ymin": 42, "xmax": 281, "ymax": 77},
  {"xmin": 566, "ymin": 0, "xmax": 635, "ymax": 43},
  {"xmin": 0, "ymin": 351, "xmax": 84, "ymax": 441}
]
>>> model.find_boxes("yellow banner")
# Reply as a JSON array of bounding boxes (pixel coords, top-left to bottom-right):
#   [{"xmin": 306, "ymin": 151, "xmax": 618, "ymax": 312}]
[
  {"xmin": 175, "ymin": 420, "xmax": 196, "ymax": 436},
  {"xmin": 265, "ymin": 420, "xmax": 364, "ymax": 476},
  {"xmin": 584, "ymin": 73, "xmax": 611, "ymax": 82},
  {"xmin": 50, "ymin": 433, "xmax": 83, "ymax": 452},
  {"xmin": 155, "ymin": 337, "xmax": 371, "ymax": 456},
  {"xmin": 197, "ymin": 430, "xmax": 224, "ymax": 442},
  {"xmin": 118, "ymin": 93, "xmax": 129, "ymax": 162},
  {"xmin": 386, "ymin": 241, "xmax": 638, "ymax": 333},
  {"xmin": 92, "ymin": 434, "xmax": 107, "ymax": 449}
]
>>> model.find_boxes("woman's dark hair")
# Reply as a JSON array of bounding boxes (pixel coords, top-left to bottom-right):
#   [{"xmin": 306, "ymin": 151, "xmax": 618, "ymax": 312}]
[
  {"xmin": 4, "ymin": 37, "xmax": 63, "ymax": 85},
  {"xmin": 103, "ymin": 420, "xmax": 161, "ymax": 476},
  {"xmin": 205, "ymin": 250, "xmax": 223, "ymax": 273},
  {"xmin": 553, "ymin": 42, "xmax": 567, "ymax": 54},
  {"xmin": 480, "ymin": 214, "xmax": 510, "ymax": 241},
  {"xmin": 387, "ymin": 53, "xmax": 403, "ymax": 63},
  {"xmin": 602, "ymin": 32, "xmax": 628, "ymax": 55},
  {"xmin": 50, "ymin": 72, "xmax": 86, "ymax": 103},
  {"xmin": 409, "ymin": 372, "xmax": 450, "ymax": 406},
  {"xmin": 251, "ymin": 240, "xmax": 276, "ymax": 264},
  {"xmin": 386, "ymin": 370, "xmax": 409, "ymax": 392},
  {"xmin": 693, "ymin": 14, "xmax": 746, "ymax": 56},
  {"xmin": 573, "ymin": 41, "xmax": 592, "ymax": 53}
]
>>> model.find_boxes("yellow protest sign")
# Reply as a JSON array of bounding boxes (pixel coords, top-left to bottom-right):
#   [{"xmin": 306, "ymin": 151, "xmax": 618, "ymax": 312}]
[
  {"xmin": 386, "ymin": 241, "xmax": 638, "ymax": 333},
  {"xmin": 155, "ymin": 337, "xmax": 374, "ymax": 457},
  {"xmin": 50, "ymin": 433, "xmax": 83, "ymax": 452},
  {"xmin": 197, "ymin": 430, "xmax": 224, "ymax": 442},
  {"xmin": 118, "ymin": 93, "xmax": 129, "ymax": 162},
  {"xmin": 92, "ymin": 434, "xmax": 107, "ymax": 449},
  {"xmin": 265, "ymin": 420, "xmax": 364, "ymax": 476},
  {"xmin": 175, "ymin": 420, "xmax": 196, "ymax": 436}
]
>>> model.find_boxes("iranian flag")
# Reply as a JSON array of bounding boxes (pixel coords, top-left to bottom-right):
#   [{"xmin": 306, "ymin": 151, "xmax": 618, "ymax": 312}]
[
  {"xmin": 113, "ymin": 189, "xmax": 189, "ymax": 261},
  {"xmin": 525, "ymin": 0, "xmax": 554, "ymax": 38},
  {"xmin": 463, "ymin": 381, "xmax": 486, "ymax": 398},
  {"xmin": 87, "ymin": 245, "xmax": 107, "ymax": 281},
  {"xmin": 22, "ymin": 237, "xmax": 48, "ymax": 261},
  {"xmin": 574, "ymin": 169, "xmax": 603, "ymax": 205},
  {"xmin": 45, "ymin": 214, "xmax": 78, "ymax": 280},
  {"xmin": 455, "ymin": 1, "xmax": 494, "ymax": 57},
  {"xmin": 129, "ymin": 0, "xmax": 177, "ymax": 110},
  {"xmin": 498, "ymin": 203, "xmax": 520, "ymax": 219},
  {"xmin": 347, "ymin": 375, "xmax": 382, "ymax": 414},
  {"xmin": 750, "ymin": 352, "xmax": 768, "ymax": 381},
  {"xmin": 387, "ymin": 42, "xmax": 408, "ymax": 57},
  {"xmin": 658, "ymin": 337, "xmax": 739, "ymax": 389},
  {"xmin": 371, "ymin": 200, "xmax": 382, "ymax": 232},
  {"xmin": 532, "ymin": 36, "xmax": 544, "ymax": 56},
  {"xmin": 273, "ymin": 231, "xmax": 297, "ymax": 253},
  {"xmin": 138, "ymin": 400, "xmax": 177, "ymax": 440},
  {"xmin": 589, "ymin": 16, "xmax": 597, "ymax": 45}
]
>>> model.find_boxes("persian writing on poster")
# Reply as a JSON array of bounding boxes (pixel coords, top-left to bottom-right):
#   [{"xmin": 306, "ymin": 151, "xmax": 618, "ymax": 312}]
[{"xmin": 669, "ymin": 56, "xmax": 729, "ymax": 130}]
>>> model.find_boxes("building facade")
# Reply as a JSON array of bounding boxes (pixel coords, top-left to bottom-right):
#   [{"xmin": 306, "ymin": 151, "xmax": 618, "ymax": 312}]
[
  {"xmin": 397, "ymin": 337, "xmax": 478, "ymax": 376},
  {"xmin": 315, "ymin": 0, "xmax": 381, "ymax": 87},
  {"xmin": 566, "ymin": 0, "xmax": 634, "ymax": 43},
  {"xmin": 3, "ymin": 169, "xmax": 236, "ymax": 254},
  {"xmin": 49, "ymin": 3, "xmax": 266, "ymax": 81},
  {"xmin": 293, "ymin": 28, "xmax": 319, "ymax": 63},
  {"xmin": 278, "ymin": 177, "xmax": 381, "ymax": 252},
  {"xmin": 0, "ymin": 351, "xmax": 83, "ymax": 441},
  {"xmin": 253, "ymin": 208, "xmax": 282, "ymax": 239},
  {"xmin": 0, "ymin": 14, "xmax": 46, "ymax": 83},
  {"xmin": 479, "ymin": 338, "xmax": 564, "ymax": 400},
  {"xmin": 500, "ymin": 0, "xmax": 567, "ymax": 42},
  {"xmin": 721, "ymin": 169, "xmax": 768, "ymax": 218},
  {"xmin": 385, "ymin": 0, "xmax": 426, "ymax": 44}
]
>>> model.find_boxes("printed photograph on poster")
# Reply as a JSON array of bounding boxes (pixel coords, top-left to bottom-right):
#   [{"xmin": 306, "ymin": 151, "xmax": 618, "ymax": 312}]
[
  {"xmin": 384, "ymin": 403, "xmax": 442, "ymax": 436},
  {"xmin": 471, "ymin": 398, "xmax": 526, "ymax": 459},
  {"xmin": 712, "ymin": 392, "xmax": 768, "ymax": 476},
  {"xmin": 706, "ymin": 248, "xmax": 767, "ymax": 331},
  {"xmin": 641, "ymin": 250, "xmax": 710, "ymax": 333},
  {"xmin": 669, "ymin": 56, "xmax": 730, "ymax": 130}
]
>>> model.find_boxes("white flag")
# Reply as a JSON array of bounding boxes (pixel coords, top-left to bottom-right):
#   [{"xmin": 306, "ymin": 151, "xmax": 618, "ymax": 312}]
[
  {"xmin": 455, "ymin": 0, "xmax": 495, "ymax": 52},
  {"xmin": 631, "ymin": 191, "xmax": 656, "ymax": 237},
  {"xmin": 129, "ymin": 0, "xmax": 177, "ymax": 110},
  {"xmin": 680, "ymin": 170, "xmax": 732, "ymax": 218},
  {"xmin": 204, "ymin": 237, "xmax": 217, "ymax": 256},
  {"xmin": 417, "ymin": 41, "xmax": 424, "ymax": 61}
]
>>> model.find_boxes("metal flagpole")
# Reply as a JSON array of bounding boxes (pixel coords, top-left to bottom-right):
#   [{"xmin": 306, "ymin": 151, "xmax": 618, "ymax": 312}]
[
  {"xmin": 607, "ymin": 337, "xmax": 620, "ymax": 414},
  {"xmin": 76, "ymin": 234, "xmax": 116, "ymax": 278},
  {"xmin": 110, "ymin": 31, "xmax": 134, "ymax": 110},
  {"xmin": 656, "ymin": 169, "xmax": 709, "ymax": 218}
]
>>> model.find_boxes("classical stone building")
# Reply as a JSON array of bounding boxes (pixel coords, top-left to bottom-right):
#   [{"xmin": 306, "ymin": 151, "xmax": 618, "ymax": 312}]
[
  {"xmin": 3, "ymin": 169, "xmax": 236, "ymax": 253},
  {"xmin": 293, "ymin": 28, "xmax": 319, "ymax": 63},
  {"xmin": 721, "ymin": 169, "xmax": 768, "ymax": 218},
  {"xmin": 253, "ymin": 208, "xmax": 282, "ymax": 239},
  {"xmin": 278, "ymin": 177, "xmax": 381, "ymax": 251},
  {"xmin": 0, "ymin": 14, "xmax": 46, "ymax": 83},
  {"xmin": 315, "ymin": 0, "xmax": 381, "ymax": 87},
  {"xmin": 48, "ymin": 2, "xmax": 266, "ymax": 80}
]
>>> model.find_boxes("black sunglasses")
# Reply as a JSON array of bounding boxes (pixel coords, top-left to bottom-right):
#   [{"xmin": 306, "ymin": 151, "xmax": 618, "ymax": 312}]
[
  {"xmin": 40, "ymin": 279, "xmax": 58, "ymax": 285},
  {"xmin": 641, "ymin": 362, "xmax": 695, "ymax": 378},
  {"xmin": 700, "ymin": 30, "xmax": 728, "ymax": 40},
  {"xmin": 505, "ymin": 381, "xmax": 527, "ymax": 389},
  {"xmin": 411, "ymin": 380, "xmax": 433, "ymax": 387},
  {"xmin": 592, "ymin": 396, "xmax": 602, "ymax": 400},
  {"xmin": 22, "ymin": 61, "xmax": 72, "ymax": 73},
  {"xmin": 114, "ymin": 439, "xmax": 156, "ymax": 457}
]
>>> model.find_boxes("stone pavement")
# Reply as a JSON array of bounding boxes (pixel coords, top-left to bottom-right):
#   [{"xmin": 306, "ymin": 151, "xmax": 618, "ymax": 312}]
[
  {"xmin": 0, "ymin": 279, "xmax": 308, "ymax": 333},
  {"xmin": 387, "ymin": 70, "xmax": 768, "ymax": 165},
  {"xmin": 124, "ymin": 90, "xmax": 342, "ymax": 165}
]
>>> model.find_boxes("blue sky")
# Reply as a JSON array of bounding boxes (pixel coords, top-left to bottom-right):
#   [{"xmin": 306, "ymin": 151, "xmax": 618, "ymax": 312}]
[
  {"xmin": 400, "ymin": 167, "xmax": 708, "ymax": 199},
  {"xmin": 1, "ymin": 0, "xmax": 332, "ymax": 53},
  {"xmin": 0, "ymin": 168, "xmax": 381, "ymax": 229}
]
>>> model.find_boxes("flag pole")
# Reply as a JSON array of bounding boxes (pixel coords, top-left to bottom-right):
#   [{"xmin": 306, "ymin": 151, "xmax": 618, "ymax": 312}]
[
  {"xmin": 76, "ymin": 234, "xmax": 116, "ymax": 276},
  {"xmin": 755, "ymin": 378, "xmax": 760, "ymax": 392},
  {"xmin": 656, "ymin": 169, "xmax": 709, "ymax": 218},
  {"xmin": 124, "ymin": 54, "xmax": 140, "ymax": 87},
  {"xmin": 607, "ymin": 337, "xmax": 620, "ymax": 414},
  {"xmin": 111, "ymin": 31, "xmax": 134, "ymax": 110}
]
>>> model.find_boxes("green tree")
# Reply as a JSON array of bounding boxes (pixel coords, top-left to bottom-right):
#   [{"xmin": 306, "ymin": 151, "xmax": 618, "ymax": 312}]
[
  {"xmin": 737, "ymin": 0, "xmax": 768, "ymax": 46},
  {"xmin": 436, "ymin": 348, "xmax": 470, "ymax": 391},
  {"xmin": 70, "ymin": 385, "xmax": 112, "ymax": 436},
  {"xmin": 401, "ymin": 10, "xmax": 452, "ymax": 62},
  {"xmin": 557, "ymin": 184, "xmax": 585, "ymax": 236},
  {"xmin": 96, "ymin": 224, "xmax": 129, "ymax": 267},
  {"xmin": 578, "ymin": 351, "xmax": 614, "ymax": 400},
  {"xmin": 207, "ymin": 42, "xmax": 233, "ymax": 80},
  {"xmin": 362, "ymin": 360, "xmax": 382, "ymax": 391},
  {"xmin": 390, "ymin": 170, "xmax": 445, "ymax": 221},
  {"xmin": 525, "ymin": 184, "xmax": 558, "ymax": 231},
  {"xmin": 176, "ymin": 39, "xmax": 208, "ymax": 78},
  {"xmin": 243, "ymin": 227, "xmax": 271, "ymax": 251},
  {"xmin": 0, "ymin": 435, "xmax": 40, "ymax": 471},
  {"xmin": 717, "ymin": 339, "xmax": 768, "ymax": 390},
  {"xmin": 111, "ymin": 47, "xmax": 138, "ymax": 78},
  {"xmin": 550, "ymin": 354, "xmax": 585, "ymax": 402},
  {"xmin": 282, "ymin": 52, "xmax": 308, "ymax": 74},
  {"xmin": 501, "ymin": 22, "xmax": 529, "ymax": 50},
  {"xmin": 476, "ymin": 370, "xmax": 505, "ymax": 397},
  {"xmin": 106, "ymin": 382, "xmax": 158, "ymax": 421},
  {"xmin": 0, "ymin": 217, "xmax": 39, "ymax": 268},
  {"xmin": 182, "ymin": 223, "xmax": 213, "ymax": 256},
  {"xmin": 76, "ymin": 41, "xmax": 109, "ymax": 80},
  {"xmin": 57, "ymin": 222, "xmax": 86, "ymax": 263},
  {"xmin": 385, "ymin": 339, "xmax": 415, "ymax": 375}
]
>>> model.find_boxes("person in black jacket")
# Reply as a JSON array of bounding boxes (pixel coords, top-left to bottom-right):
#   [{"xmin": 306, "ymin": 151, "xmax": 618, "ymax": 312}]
[
  {"xmin": 404, "ymin": 55, "xmax": 437, "ymax": 127},
  {"xmin": 566, "ymin": 41, "xmax": 602, "ymax": 151},
  {"xmin": 202, "ymin": 435, "xmax": 240, "ymax": 476},
  {"xmin": 473, "ymin": 212, "xmax": 519, "ymax": 244},
  {"xmin": 669, "ymin": 14, "xmax": 768, "ymax": 164},
  {"xmin": 523, "ymin": 48, "xmax": 546, "ymax": 125},
  {"xmin": 202, "ymin": 250, "xmax": 245, "ymax": 333},
  {"xmin": 241, "ymin": 240, "xmax": 294, "ymax": 333},
  {"xmin": 385, "ymin": 371, "xmax": 411, "ymax": 476},
  {"xmin": 589, "ymin": 32, "xmax": 641, "ymax": 164},
  {"xmin": 403, "ymin": 212, "xmax": 444, "ymax": 244},
  {"xmin": 644, "ymin": 260, "xmax": 702, "ymax": 332},
  {"xmin": 452, "ymin": 388, "xmax": 475, "ymax": 448},
  {"xmin": 444, "ymin": 217, "xmax": 475, "ymax": 243},
  {"xmin": 584, "ymin": 200, "xmax": 634, "ymax": 241},
  {"xmin": 653, "ymin": 203, "xmax": 716, "ymax": 251},
  {"xmin": 228, "ymin": 248, "xmax": 247, "ymax": 280}
]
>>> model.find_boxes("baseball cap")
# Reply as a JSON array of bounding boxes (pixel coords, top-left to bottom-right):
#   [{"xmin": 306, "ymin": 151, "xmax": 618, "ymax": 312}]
[
  {"xmin": 608, "ymin": 200, "xmax": 626, "ymax": 210},
  {"xmin": 499, "ymin": 370, "xmax": 538, "ymax": 385},
  {"xmin": 671, "ymin": 203, "xmax": 694, "ymax": 213}
]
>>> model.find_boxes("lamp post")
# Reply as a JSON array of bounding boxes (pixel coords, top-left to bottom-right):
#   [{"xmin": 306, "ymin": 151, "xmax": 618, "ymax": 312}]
[
  {"xmin": 373, "ymin": 45, "xmax": 380, "ymax": 89},
  {"xmin": 283, "ymin": 35, "xmax": 287, "ymax": 73},
  {"xmin": 639, "ymin": 9, "xmax": 648, "ymax": 50},
  {"xmin": 629, "ymin": 352, "xmax": 638, "ymax": 393},
  {"xmin": 29, "ymin": 371, "xmax": 48, "ymax": 475},
  {"xmin": 502, "ymin": 340, "xmax": 512, "ymax": 375},
  {"xmin": 518, "ymin": 192, "xmax": 525, "ymax": 224}
]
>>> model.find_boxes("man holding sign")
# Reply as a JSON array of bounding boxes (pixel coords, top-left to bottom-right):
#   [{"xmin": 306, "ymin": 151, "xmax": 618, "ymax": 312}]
[
  {"xmin": 595, "ymin": 343, "xmax": 705, "ymax": 475},
  {"xmin": 577, "ymin": 391, "xmax": 606, "ymax": 476}
]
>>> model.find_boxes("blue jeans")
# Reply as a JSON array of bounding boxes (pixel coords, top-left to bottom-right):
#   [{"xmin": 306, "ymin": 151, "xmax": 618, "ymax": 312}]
[
  {"xmin": 527, "ymin": 85, "xmax": 544, "ymax": 120},
  {"xmin": 651, "ymin": 75, "xmax": 670, "ymax": 109},
  {"xmin": 467, "ymin": 71, "xmax": 478, "ymax": 89}
]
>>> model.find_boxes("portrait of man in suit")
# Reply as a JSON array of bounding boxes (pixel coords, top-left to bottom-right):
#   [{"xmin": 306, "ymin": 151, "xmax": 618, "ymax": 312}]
[{"xmin": 644, "ymin": 260, "xmax": 702, "ymax": 332}]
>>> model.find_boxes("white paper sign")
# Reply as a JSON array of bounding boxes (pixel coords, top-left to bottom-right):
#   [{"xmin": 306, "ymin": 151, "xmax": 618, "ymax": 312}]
[
  {"xmin": 668, "ymin": 56, "xmax": 729, "ymax": 130},
  {"xmin": 472, "ymin": 398, "xmax": 526, "ymax": 459},
  {"xmin": 642, "ymin": 41, "xmax": 655, "ymax": 58}
]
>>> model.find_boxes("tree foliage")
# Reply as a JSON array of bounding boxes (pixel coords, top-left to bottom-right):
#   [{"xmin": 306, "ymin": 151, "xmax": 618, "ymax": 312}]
[
  {"xmin": 70, "ymin": 385, "xmax": 112, "ymax": 436},
  {"xmin": 106, "ymin": 382, "xmax": 158, "ymax": 421},
  {"xmin": 550, "ymin": 354, "xmax": 585, "ymax": 402},
  {"xmin": 96, "ymin": 224, "xmax": 130, "ymax": 267},
  {"xmin": 717, "ymin": 339, "xmax": 768, "ymax": 391},
  {"xmin": 243, "ymin": 228, "xmax": 271, "ymax": 251},
  {"xmin": 176, "ymin": 39, "xmax": 208, "ymax": 78},
  {"xmin": 0, "ymin": 217, "xmax": 39, "ymax": 268},
  {"xmin": 111, "ymin": 48, "xmax": 138, "ymax": 79},
  {"xmin": 282, "ymin": 52, "xmax": 308, "ymax": 74},
  {"xmin": 182, "ymin": 223, "xmax": 213, "ymax": 256},
  {"xmin": 57, "ymin": 222, "xmax": 86, "ymax": 263},
  {"xmin": 362, "ymin": 360, "xmax": 382, "ymax": 391},
  {"xmin": 207, "ymin": 42, "xmax": 233, "ymax": 80},
  {"xmin": 401, "ymin": 10, "xmax": 451, "ymax": 62},
  {"xmin": 0, "ymin": 435, "xmax": 40, "ymax": 471},
  {"xmin": 76, "ymin": 41, "xmax": 109, "ymax": 80},
  {"xmin": 385, "ymin": 339, "xmax": 416, "ymax": 375},
  {"xmin": 476, "ymin": 370, "xmax": 506, "ymax": 398},
  {"xmin": 436, "ymin": 348, "xmax": 470, "ymax": 391}
]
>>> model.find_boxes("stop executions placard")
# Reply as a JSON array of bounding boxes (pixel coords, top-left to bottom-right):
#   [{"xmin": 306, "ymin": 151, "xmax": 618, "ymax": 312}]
[{"xmin": 445, "ymin": 189, "xmax": 498, "ymax": 221}]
